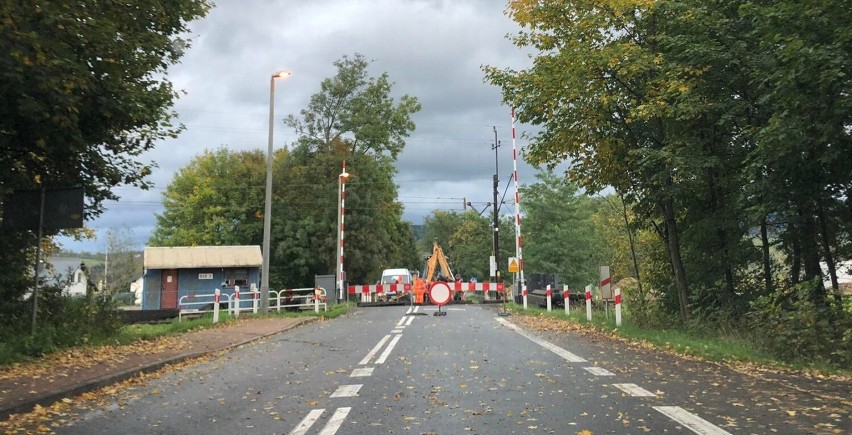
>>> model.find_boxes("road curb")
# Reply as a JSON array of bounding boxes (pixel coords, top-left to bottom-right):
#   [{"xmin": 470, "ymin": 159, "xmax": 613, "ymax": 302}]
[{"xmin": 0, "ymin": 317, "xmax": 316, "ymax": 420}]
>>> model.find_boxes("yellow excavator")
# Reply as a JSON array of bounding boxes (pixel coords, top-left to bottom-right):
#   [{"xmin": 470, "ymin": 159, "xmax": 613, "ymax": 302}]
[{"xmin": 424, "ymin": 242, "xmax": 455, "ymax": 283}]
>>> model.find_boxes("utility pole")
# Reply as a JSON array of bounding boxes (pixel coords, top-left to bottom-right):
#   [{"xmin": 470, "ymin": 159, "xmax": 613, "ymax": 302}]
[{"xmin": 492, "ymin": 126, "xmax": 500, "ymax": 295}]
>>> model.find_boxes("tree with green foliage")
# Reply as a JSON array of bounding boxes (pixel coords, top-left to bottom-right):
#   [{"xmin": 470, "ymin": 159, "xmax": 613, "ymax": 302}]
[
  {"xmin": 285, "ymin": 54, "xmax": 421, "ymax": 160},
  {"xmin": 0, "ymin": 0, "xmax": 209, "ymax": 325},
  {"xmin": 0, "ymin": 0, "xmax": 210, "ymax": 212},
  {"xmin": 272, "ymin": 54, "xmax": 422, "ymax": 288},
  {"xmin": 149, "ymin": 148, "xmax": 268, "ymax": 247},
  {"xmin": 420, "ymin": 210, "xmax": 515, "ymax": 282},
  {"xmin": 99, "ymin": 228, "xmax": 142, "ymax": 295},
  {"xmin": 485, "ymin": 0, "xmax": 850, "ymax": 324},
  {"xmin": 520, "ymin": 170, "xmax": 608, "ymax": 291}
]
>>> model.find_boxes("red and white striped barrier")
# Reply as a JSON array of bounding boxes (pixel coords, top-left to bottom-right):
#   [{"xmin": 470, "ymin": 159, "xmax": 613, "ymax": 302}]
[
  {"xmin": 348, "ymin": 283, "xmax": 412, "ymax": 295},
  {"xmin": 563, "ymin": 285, "xmax": 570, "ymax": 315},
  {"xmin": 522, "ymin": 284, "xmax": 528, "ymax": 310},
  {"xmin": 614, "ymin": 287, "xmax": 622, "ymax": 326},
  {"xmin": 448, "ymin": 282, "xmax": 505, "ymax": 292},
  {"xmin": 585, "ymin": 284, "xmax": 592, "ymax": 321},
  {"xmin": 348, "ymin": 282, "xmax": 505, "ymax": 303},
  {"xmin": 510, "ymin": 108, "xmax": 526, "ymax": 294},
  {"xmin": 348, "ymin": 282, "xmax": 504, "ymax": 295}
]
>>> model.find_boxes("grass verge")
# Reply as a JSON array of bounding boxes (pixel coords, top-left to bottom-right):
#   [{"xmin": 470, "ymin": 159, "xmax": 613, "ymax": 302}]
[
  {"xmin": 1, "ymin": 302, "xmax": 355, "ymax": 367},
  {"xmin": 506, "ymin": 303, "xmax": 851, "ymax": 377}
]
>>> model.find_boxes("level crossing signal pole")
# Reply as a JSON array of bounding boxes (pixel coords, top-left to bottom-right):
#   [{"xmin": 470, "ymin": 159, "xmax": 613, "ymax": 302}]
[{"xmin": 491, "ymin": 126, "xmax": 501, "ymax": 299}]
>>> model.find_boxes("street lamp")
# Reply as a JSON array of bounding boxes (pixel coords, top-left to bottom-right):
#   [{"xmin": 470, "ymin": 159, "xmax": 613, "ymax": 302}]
[
  {"xmin": 261, "ymin": 69, "xmax": 291, "ymax": 314},
  {"xmin": 337, "ymin": 161, "xmax": 350, "ymax": 301}
]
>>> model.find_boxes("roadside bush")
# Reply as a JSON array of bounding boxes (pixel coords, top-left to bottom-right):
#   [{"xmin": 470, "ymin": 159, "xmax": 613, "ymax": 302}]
[
  {"xmin": 0, "ymin": 284, "xmax": 123, "ymax": 364},
  {"xmin": 749, "ymin": 281, "xmax": 852, "ymax": 367},
  {"xmin": 685, "ymin": 284, "xmax": 749, "ymax": 338},
  {"xmin": 114, "ymin": 292, "xmax": 136, "ymax": 306}
]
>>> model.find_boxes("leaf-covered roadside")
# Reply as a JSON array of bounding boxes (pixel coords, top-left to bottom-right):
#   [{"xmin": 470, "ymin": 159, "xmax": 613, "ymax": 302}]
[{"xmin": 509, "ymin": 308, "xmax": 852, "ymax": 383}]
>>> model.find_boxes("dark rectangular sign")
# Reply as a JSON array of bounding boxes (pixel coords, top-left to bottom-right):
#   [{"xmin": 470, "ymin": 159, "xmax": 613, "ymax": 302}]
[{"xmin": 2, "ymin": 187, "xmax": 85, "ymax": 231}]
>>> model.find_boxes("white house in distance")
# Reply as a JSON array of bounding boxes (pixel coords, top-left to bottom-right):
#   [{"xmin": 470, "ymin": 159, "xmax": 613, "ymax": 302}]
[
  {"xmin": 131, "ymin": 276, "xmax": 144, "ymax": 305},
  {"xmin": 823, "ymin": 261, "xmax": 852, "ymax": 295},
  {"xmin": 44, "ymin": 257, "xmax": 88, "ymax": 297}
]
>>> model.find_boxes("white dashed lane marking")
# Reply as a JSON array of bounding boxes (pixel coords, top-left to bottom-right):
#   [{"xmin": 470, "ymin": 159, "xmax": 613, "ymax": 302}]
[
  {"xmin": 585, "ymin": 366, "xmax": 615, "ymax": 376},
  {"xmin": 653, "ymin": 406, "xmax": 732, "ymax": 435},
  {"xmin": 350, "ymin": 367, "xmax": 373, "ymax": 377},
  {"xmin": 612, "ymin": 383, "xmax": 656, "ymax": 397},
  {"xmin": 289, "ymin": 409, "xmax": 324, "ymax": 435},
  {"xmin": 495, "ymin": 318, "xmax": 586, "ymax": 362},
  {"xmin": 317, "ymin": 407, "xmax": 351, "ymax": 435},
  {"xmin": 404, "ymin": 315, "xmax": 415, "ymax": 326},
  {"xmin": 375, "ymin": 334, "xmax": 402, "ymax": 364},
  {"xmin": 330, "ymin": 384, "xmax": 362, "ymax": 398},
  {"xmin": 359, "ymin": 334, "xmax": 391, "ymax": 365},
  {"xmin": 494, "ymin": 317, "xmax": 732, "ymax": 434}
]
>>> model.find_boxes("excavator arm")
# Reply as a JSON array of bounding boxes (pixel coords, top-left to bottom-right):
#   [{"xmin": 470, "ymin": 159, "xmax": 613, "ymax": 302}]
[{"xmin": 425, "ymin": 242, "xmax": 454, "ymax": 282}]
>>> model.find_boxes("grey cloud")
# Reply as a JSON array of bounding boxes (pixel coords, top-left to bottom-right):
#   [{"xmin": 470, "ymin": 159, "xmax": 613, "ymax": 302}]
[{"xmin": 58, "ymin": 0, "xmax": 544, "ymax": 252}]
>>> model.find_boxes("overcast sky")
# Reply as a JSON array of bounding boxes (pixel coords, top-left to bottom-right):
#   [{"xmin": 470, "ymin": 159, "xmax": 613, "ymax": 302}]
[{"xmin": 57, "ymin": 0, "xmax": 546, "ymax": 253}]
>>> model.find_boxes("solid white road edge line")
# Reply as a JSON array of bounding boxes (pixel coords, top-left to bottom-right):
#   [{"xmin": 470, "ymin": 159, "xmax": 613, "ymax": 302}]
[
  {"xmin": 330, "ymin": 384, "xmax": 363, "ymax": 398},
  {"xmin": 359, "ymin": 334, "xmax": 391, "ymax": 365},
  {"xmin": 350, "ymin": 367, "xmax": 374, "ymax": 377},
  {"xmin": 375, "ymin": 334, "xmax": 403, "ymax": 364},
  {"xmin": 318, "ymin": 407, "xmax": 352, "ymax": 435},
  {"xmin": 495, "ymin": 317, "xmax": 587, "ymax": 363},
  {"xmin": 289, "ymin": 408, "xmax": 324, "ymax": 435},
  {"xmin": 653, "ymin": 406, "xmax": 732, "ymax": 435},
  {"xmin": 612, "ymin": 383, "xmax": 656, "ymax": 397}
]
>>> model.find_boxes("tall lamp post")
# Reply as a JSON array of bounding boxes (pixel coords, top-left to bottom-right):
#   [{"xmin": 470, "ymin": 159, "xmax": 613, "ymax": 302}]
[
  {"xmin": 337, "ymin": 161, "xmax": 350, "ymax": 301},
  {"xmin": 261, "ymin": 69, "xmax": 291, "ymax": 314}
]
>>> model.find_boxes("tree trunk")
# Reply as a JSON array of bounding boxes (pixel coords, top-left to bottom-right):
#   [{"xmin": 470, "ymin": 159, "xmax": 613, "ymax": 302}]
[
  {"xmin": 797, "ymin": 206, "xmax": 827, "ymax": 303},
  {"xmin": 704, "ymin": 147, "xmax": 736, "ymax": 300},
  {"xmin": 620, "ymin": 194, "xmax": 644, "ymax": 299},
  {"xmin": 790, "ymin": 235, "xmax": 802, "ymax": 285},
  {"xmin": 661, "ymin": 196, "xmax": 690, "ymax": 321},
  {"xmin": 816, "ymin": 201, "xmax": 842, "ymax": 304},
  {"xmin": 718, "ymin": 228, "xmax": 736, "ymax": 298},
  {"xmin": 760, "ymin": 215, "xmax": 773, "ymax": 294}
]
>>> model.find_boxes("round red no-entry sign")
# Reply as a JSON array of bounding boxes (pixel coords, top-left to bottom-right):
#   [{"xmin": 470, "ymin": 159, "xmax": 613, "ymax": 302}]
[{"xmin": 429, "ymin": 282, "xmax": 452, "ymax": 306}]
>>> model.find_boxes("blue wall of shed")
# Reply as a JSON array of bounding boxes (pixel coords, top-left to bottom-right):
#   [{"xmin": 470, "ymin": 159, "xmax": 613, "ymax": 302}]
[{"xmin": 141, "ymin": 267, "xmax": 261, "ymax": 310}]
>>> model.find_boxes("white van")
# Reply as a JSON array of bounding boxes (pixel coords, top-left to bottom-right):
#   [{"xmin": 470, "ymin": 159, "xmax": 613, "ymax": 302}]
[{"xmin": 379, "ymin": 268, "xmax": 412, "ymax": 286}]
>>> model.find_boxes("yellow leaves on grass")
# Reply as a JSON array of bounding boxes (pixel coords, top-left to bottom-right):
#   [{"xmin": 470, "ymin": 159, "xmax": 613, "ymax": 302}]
[
  {"xmin": 513, "ymin": 313, "xmax": 593, "ymax": 334},
  {"xmin": 0, "ymin": 336, "xmax": 189, "ymax": 382}
]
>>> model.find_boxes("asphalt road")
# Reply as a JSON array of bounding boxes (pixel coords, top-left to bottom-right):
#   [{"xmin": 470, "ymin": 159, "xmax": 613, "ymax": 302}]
[{"xmin": 54, "ymin": 305, "xmax": 848, "ymax": 434}]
